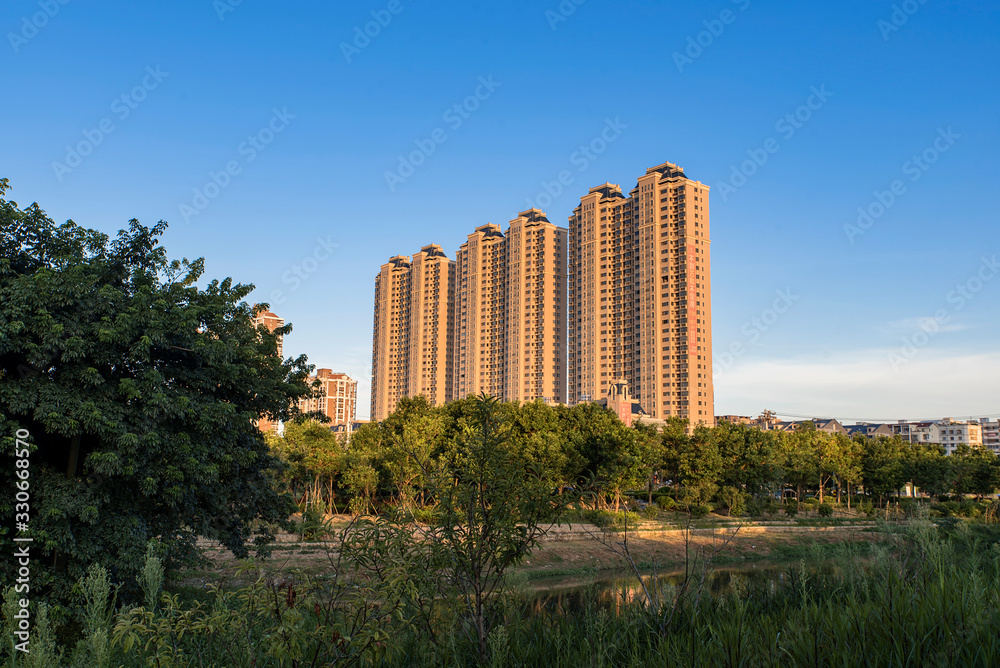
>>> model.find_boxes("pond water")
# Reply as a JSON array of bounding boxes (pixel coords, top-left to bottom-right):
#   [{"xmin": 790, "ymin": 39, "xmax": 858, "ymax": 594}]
[{"xmin": 526, "ymin": 560, "xmax": 844, "ymax": 615}]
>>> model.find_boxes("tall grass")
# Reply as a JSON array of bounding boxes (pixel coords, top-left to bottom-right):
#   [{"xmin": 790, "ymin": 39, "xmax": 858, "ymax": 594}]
[{"xmin": 4, "ymin": 521, "xmax": 1000, "ymax": 666}]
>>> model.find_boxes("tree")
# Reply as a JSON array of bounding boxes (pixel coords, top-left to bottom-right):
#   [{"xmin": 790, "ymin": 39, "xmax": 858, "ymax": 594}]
[
  {"xmin": 425, "ymin": 395, "xmax": 568, "ymax": 661},
  {"xmin": 270, "ymin": 419, "xmax": 343, "ymax": 514},
  {"xmin": 860, "ymin": 436, "xmax": 907, "ymax": 503},
  {"xmin": 906, "ymin": 443, "xmax": 951, "ymax": 500},
  {"xmin": 715, "ymin": 421, "xmax": 780, "ymax": 499},
  {"xmin": 675, "ymin": 426, "xmax": 723, "ymax": 507},
  {"xmin": 375, "ymin": 396, "xmax": 443, "ymax": 509},
  {"xmin": 0, "ymin": 181, "xmax": 309, "ymax": 600}
]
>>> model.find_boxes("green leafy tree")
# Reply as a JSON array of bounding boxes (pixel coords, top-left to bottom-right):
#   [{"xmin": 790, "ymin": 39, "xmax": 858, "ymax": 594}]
[
  {"xmin": 860, "ymin": 435, "xmax": 907, "ymax": 503},
  {"xmin": 425, "ymin": 395, "xmax": 569, "ymax": 661},
  {"xmin": 0, "ymin": 181, "xmax": 308, "ymax": 600},
  {"xmin": 906, "ymin": 442, "xmax": 951, "ymax": 500},
  {"xmin": 270, "ymin": 419, "xmax": 343, "ymax": 514},
  {"xmin": 676, "ymin": 426, "xmax": 723, "ymax": 507}
]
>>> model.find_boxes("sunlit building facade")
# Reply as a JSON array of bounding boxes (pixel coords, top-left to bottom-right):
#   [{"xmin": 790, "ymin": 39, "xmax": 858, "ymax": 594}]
[{"xmin": 568, "ymin": 161, "xmax": 715, "ymax": 426}]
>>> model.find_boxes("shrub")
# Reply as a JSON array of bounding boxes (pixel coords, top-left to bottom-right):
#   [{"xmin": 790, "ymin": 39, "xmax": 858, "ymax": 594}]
[
  {"xmin": 298, "ymin": 504, "xmax": 328, "ymax": 540},
  {"xmin": 860, "ymin": 501, "xmax": 875, "ymax": 517},
  {"xmin": 744, "ymin": 497, "xmax": 764, "ymax": 518},
  {"xmin": 784, "ymin": 503, "xmax": 799, "ymax": 518},
  {"xmin": 642, "ymin": 505, "xmax": 659, "ymax": 520},
  {"xmin": 408, "ymin": 507, "xmax": 438, "ymax": 524},
  {"xmin": 655, "ymin": 495, "xmax": 676, "ymax": 511},
  {"xmin": 817, "ymin": 504, "xmax": 834, "ymax": 518},
  {"xmin": 718, "ymin": 486, "xmax": 748, "ymax": 517},
  {"xmin": 691, "ymin": 504, "xmax": 712, "ymax": 519}
]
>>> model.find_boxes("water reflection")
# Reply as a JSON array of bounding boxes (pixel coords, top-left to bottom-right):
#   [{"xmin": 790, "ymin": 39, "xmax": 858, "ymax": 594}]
[{"xmin": 527, "ymin": 561, "xmax": 841, "ymax": 616}]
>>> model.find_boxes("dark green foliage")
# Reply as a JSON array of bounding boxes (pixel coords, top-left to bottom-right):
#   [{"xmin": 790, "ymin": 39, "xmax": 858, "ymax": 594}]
[
  {"xmin": 9, "ymin": 521, "xmax": 1000, "ymax": 666},
  {"xmin": 691, "ymin": 504, "xmax": 712, "ymax": 519},
  {"xmin": 0, "ymin": 181, "xmax": 309, "ymax": 601}
]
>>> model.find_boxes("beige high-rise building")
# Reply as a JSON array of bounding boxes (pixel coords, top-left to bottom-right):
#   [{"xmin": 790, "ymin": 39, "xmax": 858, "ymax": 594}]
[
  {"xmin": 299, "ymin": 369, "xmax": 358, "ymax": 427},
  {"xmin": 452, "ymin": 210, "xmax": 567, "ymax": 404},
  {"xmin": 371, "ymin": 245, "xmax": 456, "ymax": 422},
  {"xmin": 454, "ymin": 223, "xmax": 508, "ymax": 400},
  {"xmin": 504, "ymin": 209, "xmax": 567, "ymax": 404},
  {"xmin": 568, "ymin": 161, "xmax": 714, "ymax": 426}
]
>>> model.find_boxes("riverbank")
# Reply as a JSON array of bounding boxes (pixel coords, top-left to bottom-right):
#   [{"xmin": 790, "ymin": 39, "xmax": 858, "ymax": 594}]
[{"xmin": 178, "ymin": 517, "xmax": 883, "ymax": 592}]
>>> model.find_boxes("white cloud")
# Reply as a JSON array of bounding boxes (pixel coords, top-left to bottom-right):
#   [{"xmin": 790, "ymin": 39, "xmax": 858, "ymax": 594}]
[
  {"xmin": 715, "ymin": 348, "xmax": 1000, "ymax": 421},
  {"xmin": 881, "ymin": 317, "xmax": 969, "ymax": 335}
]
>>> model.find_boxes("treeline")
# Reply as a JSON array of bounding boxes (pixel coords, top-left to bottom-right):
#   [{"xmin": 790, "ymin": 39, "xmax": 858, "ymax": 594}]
[{"xmin": 268, "ymin": 396, "xmax": 1000, "ymax": 516}]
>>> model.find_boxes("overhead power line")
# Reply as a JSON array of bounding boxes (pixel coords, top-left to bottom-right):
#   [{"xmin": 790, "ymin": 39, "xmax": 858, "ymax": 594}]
[{"xmin": 761, "ymin": 411, "xmax": 1000, "ymax": 423}]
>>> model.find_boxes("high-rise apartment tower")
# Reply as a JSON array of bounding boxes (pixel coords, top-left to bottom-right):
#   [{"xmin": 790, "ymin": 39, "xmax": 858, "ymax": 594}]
[
  {"xmin": 568, "ymin": 161, "xmax": 714, "ymax": 426},
  {"xmin": 370, "ymin": 245, "xmax": 456, "ymax": 422},
  {"xmin": 452, "ymin": 209, "xmax": 567, "ymax": 404}
]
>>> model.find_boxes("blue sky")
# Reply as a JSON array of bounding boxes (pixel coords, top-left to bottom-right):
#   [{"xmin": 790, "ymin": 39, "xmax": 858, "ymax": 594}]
[{"xmin": 3, "ymin": 0, "xmax": 998, "ymax": 421}]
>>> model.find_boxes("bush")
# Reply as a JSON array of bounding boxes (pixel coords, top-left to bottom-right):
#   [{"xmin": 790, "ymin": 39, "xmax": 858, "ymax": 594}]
[
  {"xmin": 718, "ymin": 486, "xmax": 748, "ymax": 517},
  {"xmin": 408, "ymin": 507, "xmax": 437, "ymax": 524},
  {"xmin": 784, "ymin": 503, "xmax": 799, "ymax": 518},
  {"xmin": 861, "ymin": 501, "xmax": 875, "ymax": 517},
  {"xmin": 744, "ymin": 497, "xmax": 764, "ymax": 518},
  {"xmin": 691, "ymin": 504, "xmax": 712, "ymax": 519},
  {"xmin": 298, "ymin": 504, "xmax": 328, "ymax": 541},
  {"xmin": 655, "ymin": 495, "xmax": 677, "ymax": 511},
  {"xmin": 641, "ymin": 505, "xmax": 659, "ymax": 520},
  {"xmin": 817, "ymin": 504, "xmax": 834, "ymax": 518}
]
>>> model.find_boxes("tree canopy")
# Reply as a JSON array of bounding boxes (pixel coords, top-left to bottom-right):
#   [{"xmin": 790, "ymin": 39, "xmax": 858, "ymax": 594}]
[{"xmin": 0, "ymin": 179, "xmax": 312, "ymax": 598}]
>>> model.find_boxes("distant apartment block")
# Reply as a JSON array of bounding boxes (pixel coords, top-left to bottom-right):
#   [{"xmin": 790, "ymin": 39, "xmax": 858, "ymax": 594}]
[
  {"xmin": 253, "ymin": 307, "xmax": 285, "ymax": 434},
  {"xmin": 299, "ymin": 369, "xmax": 358, "ymax": 428},
  {"xmin": 371, "ymin": 159, "xmax": 713, "ymax": 425},
  {"xmin": 765, "ymin": 419, "xmax": 848, "ymax": 435},
  {"xmin": 931, "ymin": 419, "xmax": 983, "ymax": 455},
  {"xmin": 371, "ymin": 245, "xmax": 456, "ymax": 422},
  {"xmin": 981, "ymin": 418, "xmax": 1000, "ymax": 454},
  {"xmin": 453, "ymin": 210, "xmax": 567, "ymax": 404},
  {"xmin": 844, "ymin": 423, "xmax": 894, "ymax": 439},
  {"xmin": 568, "ymin": 162, "xmax": 714, "ymax": 426},
  {"xmin": 253, "ymin": 308, "xmax": 285, "ymax": 357},
  {"xmin": 372, "ymin": 212, "xmax": 568, "ymax": 420}
]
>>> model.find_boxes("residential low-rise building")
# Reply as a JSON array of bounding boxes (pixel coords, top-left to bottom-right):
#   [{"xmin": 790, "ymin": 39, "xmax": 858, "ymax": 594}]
[
  {"xmin": 763, "ymin": 418, "xmax": 847, "ymax": 435},
  {"xmin": 299, "ymin": 369, "xmax": 359, "ymax": 428},
  {"xmin": 931, "ymin": 419, "xmax": 982, "ymax": 455},
  {"xmin": 844, "ymin": 423, "xmax": 895, "ymax": 439},
  {"xmin": 980, "ymin": 418, "xmax": 1000, "ymax": 454}
]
